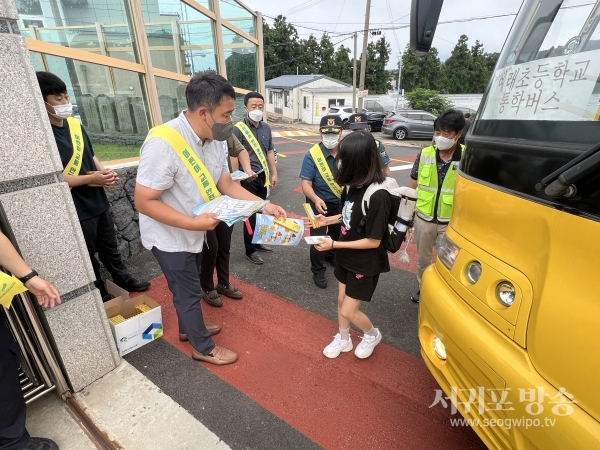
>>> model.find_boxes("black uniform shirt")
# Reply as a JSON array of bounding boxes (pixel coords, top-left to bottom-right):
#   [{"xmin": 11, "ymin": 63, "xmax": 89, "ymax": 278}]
[{"xmin": 52, "ymin": 120, "xmax": 109, "ymax": 221}]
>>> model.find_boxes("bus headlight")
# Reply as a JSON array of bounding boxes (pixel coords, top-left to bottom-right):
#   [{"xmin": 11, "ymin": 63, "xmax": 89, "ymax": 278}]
[
  {"xmin": 465, "ymin": 261, "xmax": 482, "ymax": 284},
  {"xmin": 438, "ymin": 235, "xmax": 460, "ymax": 270},
  {"xmin": 432, "ymin": 337, "xmax": 447, "ymax": 360},
  {"xmin": 496, "ymin": 282, "xmax": 515, "ymax": 307}
]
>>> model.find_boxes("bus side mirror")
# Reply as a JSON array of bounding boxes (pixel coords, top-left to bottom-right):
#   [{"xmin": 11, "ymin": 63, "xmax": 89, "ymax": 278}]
[{"xmin": 410, "ymin": 0, "xmax": 444, "ymax": 55}]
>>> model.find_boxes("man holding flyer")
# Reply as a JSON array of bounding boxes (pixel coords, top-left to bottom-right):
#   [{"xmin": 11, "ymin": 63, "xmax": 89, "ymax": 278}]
[
  {"xmin": 299, "ymin": 115, "xmax": 343, "ymax": 289},
  {"xmin": 233, "ymin": 92, "xmax": 278, "ymax": 265},
  {"xmin": 135, "ymin": 72, "xmax": 286, "ymax": 366}
]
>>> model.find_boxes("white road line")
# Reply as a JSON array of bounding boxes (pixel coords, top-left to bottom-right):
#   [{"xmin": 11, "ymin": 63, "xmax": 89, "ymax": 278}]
[{"xmin": 389, "ymin": 164, "xmax": 414, "ymax": 172}]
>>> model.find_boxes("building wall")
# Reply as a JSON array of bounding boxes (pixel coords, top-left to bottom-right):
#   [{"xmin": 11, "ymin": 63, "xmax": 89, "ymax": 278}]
[
  {"xmin": 300, "ymin": 92, "xmax": 354, "ymax": 125},
  {"xmin": 1, "ymin": 0, "xmax": 261, "ymax": 393}
]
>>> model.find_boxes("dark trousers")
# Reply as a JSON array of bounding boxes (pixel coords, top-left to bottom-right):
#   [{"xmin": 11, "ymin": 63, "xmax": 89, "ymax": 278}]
[
  {"xmin": 80, "ymin": 209, "xmax": 133, "ymax": 297},
  {"xmin": 151, "ymin": 247, "xmax": 215, "ymax": 355},
  {"xmin": 200, "ymin": 221, "xmax": 233, "ymax": 292},
  {"xmin": 308, "ymin": 199, "xmax": 341, "ymax": 275},
  {"xmin": 0, "ymin": 310, "xmax": 30, "ymax": 450},
  {"xmin": 241, "ymin": 173, "xmax": 268, "ymax": 255}
]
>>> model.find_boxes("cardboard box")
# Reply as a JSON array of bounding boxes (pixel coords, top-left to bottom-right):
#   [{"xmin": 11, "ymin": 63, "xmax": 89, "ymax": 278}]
[{"xmin": 103, "ymin": 281, "xmax": 163, "ymax": 356}]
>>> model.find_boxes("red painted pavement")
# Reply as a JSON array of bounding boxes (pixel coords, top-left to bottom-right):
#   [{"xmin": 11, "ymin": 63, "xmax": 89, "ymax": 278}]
[{"xmin": 139, "ymin": 274, "xmax": 485, "ymax": 450}]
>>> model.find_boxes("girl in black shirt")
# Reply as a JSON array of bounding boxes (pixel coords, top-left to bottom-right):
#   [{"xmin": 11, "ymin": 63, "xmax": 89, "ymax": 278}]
[{"xmin": 313, "ymin": 132, "xmax": 391, "ymax": 359}]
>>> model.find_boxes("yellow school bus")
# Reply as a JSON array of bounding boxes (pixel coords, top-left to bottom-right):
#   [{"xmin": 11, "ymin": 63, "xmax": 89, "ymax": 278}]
[{"xmin": 413, "ymin": 0, "xmax": 600, "ymax": 448}]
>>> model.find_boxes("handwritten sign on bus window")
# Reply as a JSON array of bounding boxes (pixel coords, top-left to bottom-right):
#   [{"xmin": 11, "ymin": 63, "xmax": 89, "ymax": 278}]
[{"xmin": 481, "ymin": 49, "xmax": 600, "ymax": 121}]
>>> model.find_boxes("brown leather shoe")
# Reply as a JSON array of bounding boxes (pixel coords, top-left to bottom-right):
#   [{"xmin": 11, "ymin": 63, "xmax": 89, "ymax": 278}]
[
  {"xmin": 178, "ymin": 323, "xmax": 221, "ymax": 341},
  {"xmin": 216, "ymin": 283, "xmax": 243, "ymax": 299},
  {"xmin": 202, "ymin": 290, "xmax": 223, "ymax": 307},
  {"xmin": 192, "ymin": 345, "xmax": 238, "ymax": 365}
]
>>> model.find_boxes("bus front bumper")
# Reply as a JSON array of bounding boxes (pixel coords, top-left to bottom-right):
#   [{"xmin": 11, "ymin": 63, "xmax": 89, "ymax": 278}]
[{"xmin": 418, "ymin": 265, "xmax": 600, "ymax": 450}]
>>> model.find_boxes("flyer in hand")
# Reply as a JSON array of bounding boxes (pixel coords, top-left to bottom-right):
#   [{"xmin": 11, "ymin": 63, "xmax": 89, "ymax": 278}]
[
  {"xmin": 251, "ymin": 214, "xmax": 304, "ymax": 246},
  {"xmin": 193, "ymin": 196, "xmax": 268, "ymax": 227},
  {"xmin": 230, "ymin": 168, "xmax": 265, "ymax": 182}
]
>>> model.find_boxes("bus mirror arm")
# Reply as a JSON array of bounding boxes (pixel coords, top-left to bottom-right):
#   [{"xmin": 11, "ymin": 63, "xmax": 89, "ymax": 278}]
[
  {"xmin": 542, "ymin": 150, "xmax": 600, "ymax": 198},
  {"xmin": 537, "ymin": 141, "xmax": 600, "ymax": 198}
]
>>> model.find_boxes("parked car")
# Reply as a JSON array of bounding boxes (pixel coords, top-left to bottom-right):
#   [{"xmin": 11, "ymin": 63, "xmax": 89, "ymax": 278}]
[
  {"xmin": 381, "ymin": 110, "xmax": 436, "ymax": 140},
  {"xmin": 327, "ymin": 107, "xmax": 368, "ymax": 129},
  {"xmin": 365, "ymin": 112, "xmax": 387, "ymax": 132}
]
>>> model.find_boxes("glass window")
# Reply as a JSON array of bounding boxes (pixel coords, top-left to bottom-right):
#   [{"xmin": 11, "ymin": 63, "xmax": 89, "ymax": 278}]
[
  {"xmin": 482, "ymin": 0, "xmax": 600, "ymax": 122},
  {"xmin": 222, "ymin": 26, "xmax": 257, "ymax": 91},
  {"xmin": 408, "ymin": 113, "xmax": 421, "ymax": 121},
  {"xmin": 29, "ymin": 52, "xmax": 45, "ymax": 71},
  {"xmin": 40, "ymin": 55, "xmax": 150, "ymax": 162},
  {"xmin": 337, "ymin": 99, "xmax": 345, "ymax": 106},
  {"xmin": 303, "ymin": 96, "xmax": 309, "ymax": 109},
  {"xmin": 233, "ymin": 92, "xmax": 246, "ymax": 123},
  {"xmin": 284, "ymin": 90, "xmax": 291, "ymax": 108},
  {"xmin": 142, "ymin": 0, "xmax": 218, "ymax": 76},
  {"xmin": 155, "ymin": 77, "xmax": 188, "ymax": 123},
  {"xmin": 219, "ymin": 1, "xmax": 255, "ymax": 37},
  {"xmin": 16, "ymin": 0, "xmax": 139, "ymax": 64},
  {"xmin": 268, "ymin": 90, "xmax": 273, "ymax": 104}
]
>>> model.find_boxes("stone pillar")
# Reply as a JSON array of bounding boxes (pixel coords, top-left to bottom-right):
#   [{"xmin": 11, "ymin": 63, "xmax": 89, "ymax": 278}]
[{"xmin": 0, "ymin": 1, "xmax": 120, "ymax": 391}]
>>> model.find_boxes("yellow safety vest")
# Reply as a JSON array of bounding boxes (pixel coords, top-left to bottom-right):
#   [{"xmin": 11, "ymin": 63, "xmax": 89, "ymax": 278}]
[
  {"xmin": 0, "ymin": 271, "xmax": 27, "ymax": 309},
  {"xmin": 308, "ymin": 144, "xmax": 342, "ymax": 199},
  {"xmin": 416, "ymin": 145, "xmax": 462, "ymax": 221},
  {"xmin": 145, "ymin": 125, "xmax": 220, "ymax": 203},
  {"xmin": 235, "ymin": 122, "xmax": 270, "ymax": 187},
  {"xmin": 63, "ymin": 117, "xmax": 85, "ymax": 177}
]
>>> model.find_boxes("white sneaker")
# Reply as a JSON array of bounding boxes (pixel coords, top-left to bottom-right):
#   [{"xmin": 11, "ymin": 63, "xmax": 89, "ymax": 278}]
[
  {"xmin": 323, "ymin": 333, "xmax": 353, "ymax": 359},
  {"xmin": 354, "ymin": 328, "xmax": 382, "ymax": 359}
]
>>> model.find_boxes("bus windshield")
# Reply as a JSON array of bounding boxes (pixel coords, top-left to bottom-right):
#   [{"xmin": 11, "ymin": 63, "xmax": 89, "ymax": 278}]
[
  {"xmin": 480, "ymin": 0, "xmax": 600, "ymax": 125},
  {"xmin": 465, "ymin": 0, "xmax": 600, "ymax": 219}
]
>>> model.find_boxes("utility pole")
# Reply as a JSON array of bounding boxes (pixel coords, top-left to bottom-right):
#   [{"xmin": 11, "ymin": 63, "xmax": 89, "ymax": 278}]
[
  {"xmin": 352, "ymin": 32, "xmax": 357, "ymax": 113},
  {"xmin": 357, "ymin": 0, "xmax": 371, "ymax": 112},
  {"xmin": 395, "ymin": 58, "xmax": 402, "ymax": 112}
]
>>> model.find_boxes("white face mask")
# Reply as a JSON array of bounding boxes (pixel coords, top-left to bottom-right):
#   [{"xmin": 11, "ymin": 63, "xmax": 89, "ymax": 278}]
[
  {"xmin": 248, "ymin": 110, "xmax": 263, "ymax": 122},
  {"xmin": 47, "ymin": 102, "xmax": 73, "ymax": 119},
  {"xmin": 322, "ymin": 135, "xmax": 340, "ymax": 150},
  {"xmin": 434, "ymin": 135, "xmax": 456, "ymax": 151}
]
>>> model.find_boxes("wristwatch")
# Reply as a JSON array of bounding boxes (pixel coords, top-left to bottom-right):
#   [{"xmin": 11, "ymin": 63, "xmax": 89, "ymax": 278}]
[{"xmin": 18, "ymin": 270, "xmax": 38, "ymax": 284}]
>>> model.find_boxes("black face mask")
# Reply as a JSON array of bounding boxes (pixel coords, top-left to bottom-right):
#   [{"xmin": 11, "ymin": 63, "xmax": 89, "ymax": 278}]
[{"xmin": 208, "ymin": 113, "xmax": 233, "ymax": 141}]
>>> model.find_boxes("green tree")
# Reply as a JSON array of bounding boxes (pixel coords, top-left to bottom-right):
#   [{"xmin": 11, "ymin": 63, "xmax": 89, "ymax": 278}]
[
  {"xmin": 318, "ymin": 33, "xmax": 336, "ymax": 76},
  {"xmin": 438, "ymin": 34, "xmax": 471, "ymax": 93},
  {"xmin": 262, "ymin": 16, "xmax": 302, "ymax": 80},
  {"xmin": 467, "ymin": 40, "xmax": 490, "ymax": 93},
  {"xmin": 298, "ymin": 35, "xmax": 320, "ymax": 75},
  {"xmin": 405, "ymin": 88, "xmax": 453, "ymax": 115},
  {"xmin": 357, "ymin": 36, "xmax": 391, "ymax": 94},
  {"xmin": 400, "ymin": 44, "xmax": 441, "ymax": 92},
  {"xmin": 331, "ymin": 45, "xmax": 353, "ymax": 84}
]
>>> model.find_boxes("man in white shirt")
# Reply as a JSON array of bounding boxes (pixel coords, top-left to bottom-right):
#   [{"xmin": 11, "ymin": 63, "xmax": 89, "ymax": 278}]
[{"xmin": 135, "ymin": 72, "xmax": 286, "ymax": 365}]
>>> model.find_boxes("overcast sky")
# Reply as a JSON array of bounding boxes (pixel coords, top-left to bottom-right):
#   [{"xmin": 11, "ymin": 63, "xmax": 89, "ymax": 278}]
[{"xmin": 241, "ymin": 0, "xmax": 525, "ymax": 68}]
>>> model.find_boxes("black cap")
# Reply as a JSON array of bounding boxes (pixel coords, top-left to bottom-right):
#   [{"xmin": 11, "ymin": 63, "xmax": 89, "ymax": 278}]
[
  {"xmin": 319, "ymin": 115, "xmax": 343, "ymax": 134},
  {"xmin": 347, "ymin": 112, "xmax": 368, "ymax": 130}
]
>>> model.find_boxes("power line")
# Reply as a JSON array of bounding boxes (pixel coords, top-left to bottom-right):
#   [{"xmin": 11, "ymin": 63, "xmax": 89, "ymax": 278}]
[{"xmin": 332, "ymin": 0, "xmax": 347, "ymax": 34}]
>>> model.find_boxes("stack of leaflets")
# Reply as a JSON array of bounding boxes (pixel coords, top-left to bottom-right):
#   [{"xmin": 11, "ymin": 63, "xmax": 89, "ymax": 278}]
[
  {"xmin": 193, "ymin": 195, "xmax": 268, "ymax": 227},
  {"xmin": 251, "ymin": 214, "xmax": 304, "ymax": 246},
  {"xmin": 230, "ymin": 167, "xmax": 265, "ymax": 182}
]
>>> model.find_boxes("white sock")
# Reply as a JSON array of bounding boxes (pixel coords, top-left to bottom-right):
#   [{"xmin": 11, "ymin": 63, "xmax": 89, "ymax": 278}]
[
  {"xmin": 365, "ymin": 327, "xmax": 378, "ymax": 337},
  {"xmin": 339, "ymin": 328, "xmax": 350, "ymax": 341}
]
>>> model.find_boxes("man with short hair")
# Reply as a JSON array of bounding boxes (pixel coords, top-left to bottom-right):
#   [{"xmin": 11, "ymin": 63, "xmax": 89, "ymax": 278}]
[
  {"xmin": 135, "ymin": 72, "xmax": 287, "ymax": 365},
  {"xmin": 36, "ymin": 72, "xmax": 150, "ymax": 301},
  {"xmin": 347, "ymin": 113, "xmax": 392, "ymax": 177},
  {"xmin": 300, "ymin": 115, "xmax": 343, "ymax": 289},
  {"xmin": 408, "ymin": 109, "xmax": 465, "ymax": 303},
  {"xmin": 233, "ymin": 92, "xmax": 278, "ymax": 265}
]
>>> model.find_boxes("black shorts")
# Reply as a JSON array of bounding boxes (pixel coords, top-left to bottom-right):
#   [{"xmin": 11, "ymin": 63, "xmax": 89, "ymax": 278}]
[{"xmin": 334, "ymin": 265, "xmax": 380, "ymax": 302}]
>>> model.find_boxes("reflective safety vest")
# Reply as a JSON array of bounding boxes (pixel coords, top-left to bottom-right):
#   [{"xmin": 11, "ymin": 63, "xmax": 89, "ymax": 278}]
[{"xmin": 416, "ymin": 145, "xmax": 461, "ymax": 221}]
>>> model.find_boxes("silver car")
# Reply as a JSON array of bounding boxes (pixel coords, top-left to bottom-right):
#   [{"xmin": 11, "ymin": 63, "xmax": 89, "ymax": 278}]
[{"xmin": 381, "ymin": 110, "xmax": 436, "ymax": 140}]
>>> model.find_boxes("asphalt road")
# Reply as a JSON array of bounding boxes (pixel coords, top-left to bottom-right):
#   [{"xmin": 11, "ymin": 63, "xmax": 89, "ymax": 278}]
[{"xmin": 118, "ymin": 129, "xmax": 485, "ymax": 449}]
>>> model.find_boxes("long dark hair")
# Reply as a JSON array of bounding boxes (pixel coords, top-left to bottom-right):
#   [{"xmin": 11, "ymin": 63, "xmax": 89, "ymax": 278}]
[{"xmin": 334, "ymin": 131, "xmax": 385, "ymax": 187}]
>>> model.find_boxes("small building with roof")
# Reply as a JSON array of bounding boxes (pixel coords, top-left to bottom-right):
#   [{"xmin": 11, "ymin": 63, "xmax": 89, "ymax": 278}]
[{"xmin": 265, "ymin": 75, "xmax": 354, "ymax": 124}]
